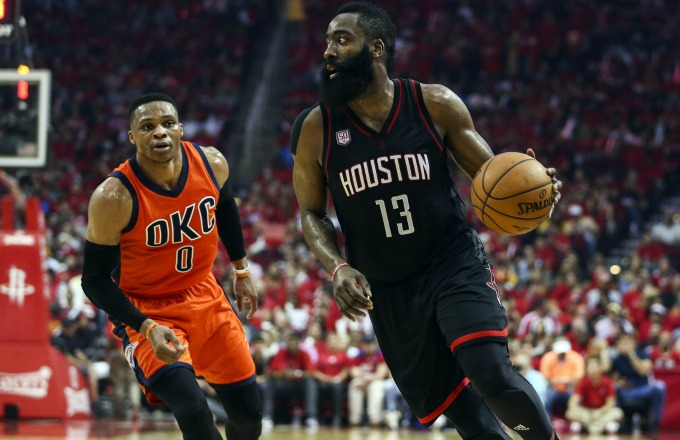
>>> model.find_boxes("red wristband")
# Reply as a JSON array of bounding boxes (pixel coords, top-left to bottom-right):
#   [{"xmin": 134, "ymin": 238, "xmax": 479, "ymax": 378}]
[{"xmin": 331, "ymin": 262, "xmax": 350, "ymax": 281}]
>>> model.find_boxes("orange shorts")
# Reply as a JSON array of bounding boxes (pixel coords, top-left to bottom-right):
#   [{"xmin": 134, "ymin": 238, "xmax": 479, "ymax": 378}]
[{"xmin": 119, "ymin": 275, "xmax": 255, "ymax": 403}]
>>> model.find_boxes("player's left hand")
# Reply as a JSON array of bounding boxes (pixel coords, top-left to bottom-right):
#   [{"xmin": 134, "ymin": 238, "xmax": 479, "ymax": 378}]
[
  {"xmin": 147, "ymin": 323, "xmax": 186, "ymax": 364},
  {"xmin": 233, "ymin": 275, "xmax": 259, "ymax": 320},
  {"xmin": 333, "ymin": 265, "xmax": 373, "ymax": 322},
  {"xmin": 526, "ymin": 148, "xmax": 562, "ymax": 218}
]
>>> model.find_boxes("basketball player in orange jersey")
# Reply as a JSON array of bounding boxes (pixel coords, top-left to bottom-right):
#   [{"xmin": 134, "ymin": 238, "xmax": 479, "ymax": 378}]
[
  {"xmin": 292, "ymin": 2, "xmax": 562, "ymax": 440},
  {"xmin": 81, "ymin": 93, "xmax": 262, "ymax": 440}
]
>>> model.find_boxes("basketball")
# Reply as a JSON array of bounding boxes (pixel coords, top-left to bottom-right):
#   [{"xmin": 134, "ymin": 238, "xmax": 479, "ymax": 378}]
[{"xmin": 471, "ymin": 152, "xmax": 554, "ymax": 235}]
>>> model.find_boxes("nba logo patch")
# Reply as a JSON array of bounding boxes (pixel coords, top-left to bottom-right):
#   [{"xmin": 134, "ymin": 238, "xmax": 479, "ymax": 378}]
[{"xmin": 336, "ymin": 129, "xmax": 351, "ymax": 146}]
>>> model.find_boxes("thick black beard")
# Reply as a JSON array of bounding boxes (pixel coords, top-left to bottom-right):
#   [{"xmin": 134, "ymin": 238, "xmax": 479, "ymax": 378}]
[{"xmin": 320, "ymin": 45, "xmax": 374, "ymax": 108}]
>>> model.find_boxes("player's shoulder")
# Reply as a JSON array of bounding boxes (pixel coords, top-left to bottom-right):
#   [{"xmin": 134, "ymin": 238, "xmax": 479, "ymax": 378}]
[
  {"xmin": 419, "ymin": 82, "xmax": 463, "ymax": 108},
  {"xmin": 199, "ymin": 145, "xmax": 229, "ymax": 186},
  {"xmin": 92, "ymin": 176, "xmax": 132, "ymax": 204},
  {"xmin": 291, "ymin": 105, "xmax": 323, "ymax": 155},
  {"xmin": 418, "ymin": 82, "xmax": 468, "ymax": 121},
  {"xmin": 88, "ymin": 176, "xmax": 133, "ymax": 219},
  {"xmin": 86, "ymin": 176, "xmax": 134, "ymax": 237},
  {"xmin": 199, "ymin": 145, "xmax": 228, "ymax": 170},
  {"xmin": 294, "ymin": 105, "xmax": 323, "ymax": 131}
]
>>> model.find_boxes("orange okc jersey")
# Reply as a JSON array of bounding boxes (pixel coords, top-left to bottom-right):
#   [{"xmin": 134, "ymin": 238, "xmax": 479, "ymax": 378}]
[{"xmin": 111, "ymin": 141, "xmax": 221, "ymax": 296}]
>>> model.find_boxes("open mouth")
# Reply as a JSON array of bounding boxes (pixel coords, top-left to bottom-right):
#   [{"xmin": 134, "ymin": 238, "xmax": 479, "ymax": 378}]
[
  {"xmin": 152, "ymin": 142, "xmax": 171, "ymax": 151},
  {"xmin": 327, "ymin": 65, "xmax": 338, "ymax": 79}
]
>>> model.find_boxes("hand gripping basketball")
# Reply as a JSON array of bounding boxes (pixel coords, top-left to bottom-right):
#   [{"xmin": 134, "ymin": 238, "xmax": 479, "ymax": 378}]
[{"xmin": 471, "ymin": 148, "xmax": 562, "ymax": 235}]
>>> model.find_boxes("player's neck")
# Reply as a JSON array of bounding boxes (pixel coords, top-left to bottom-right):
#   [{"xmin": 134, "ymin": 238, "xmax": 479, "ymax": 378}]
[
  {"xmin": 135, "ymin": 153, "xmax": 183, "ymax": 190},
  {"xmin": 347, "ymin": 76, "xmax": 394, "ymax": 120}
]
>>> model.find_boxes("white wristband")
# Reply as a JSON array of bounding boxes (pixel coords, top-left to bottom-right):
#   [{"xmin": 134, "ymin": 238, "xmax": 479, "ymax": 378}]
[{"xmin": 233, "ymin": 264, "xmax": 251, "ymax": 278}]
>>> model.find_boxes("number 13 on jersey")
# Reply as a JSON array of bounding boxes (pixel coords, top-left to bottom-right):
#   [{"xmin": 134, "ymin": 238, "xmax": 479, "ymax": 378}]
[{"xmin": 375, "ymin": 194, "xmax": 415, "ymax": 238}]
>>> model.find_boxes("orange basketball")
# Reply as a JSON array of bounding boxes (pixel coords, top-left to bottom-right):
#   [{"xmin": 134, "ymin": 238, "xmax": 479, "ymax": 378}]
[{"xmin": 471, "ymin": 152, "xmax": 554, "ymax": 235}]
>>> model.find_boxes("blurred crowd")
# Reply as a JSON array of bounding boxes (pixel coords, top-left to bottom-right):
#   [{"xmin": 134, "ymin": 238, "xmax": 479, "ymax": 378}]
[{"xmin": 1, "ymin": 0, "xmax": 680, "ymax": 433}]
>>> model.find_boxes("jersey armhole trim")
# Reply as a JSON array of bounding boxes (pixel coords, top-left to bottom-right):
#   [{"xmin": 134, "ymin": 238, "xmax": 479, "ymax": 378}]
[
  {"xmin": 322, "ymin": 105, "xmax": 332, "ymax": 181},
  {"xmin": 190, "ymin": 141, "xmax": 221, "ymax": 193},
  {"xmin": 385, "ymin": 79, "xmax": 404, "ymax": 133},
  {"xmin": 110, "ymin": 171, "xmax": 138, "ymax": 233},
  {"xmin": 410, "ymin": 80, "xmax": 445, "ymax": 155},
  {"xmin": 291, "ymin": 106, "xmax": 315, "ymax": 155}
]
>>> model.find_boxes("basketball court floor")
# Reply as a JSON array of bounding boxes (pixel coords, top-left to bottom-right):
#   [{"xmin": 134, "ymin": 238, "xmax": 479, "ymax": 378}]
[{"xmin": 0, "ymin": 419, "xmax": 676, "ymax": 440}]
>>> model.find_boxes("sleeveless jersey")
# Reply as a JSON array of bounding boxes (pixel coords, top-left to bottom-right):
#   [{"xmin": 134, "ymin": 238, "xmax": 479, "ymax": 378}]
[
  {"xmin": 322, "ymin": 79, "xmax": 468, "ymax": 282},
  {"xmin": 111, "ymin": 141, "xmax": 221, "ymax": 297}
]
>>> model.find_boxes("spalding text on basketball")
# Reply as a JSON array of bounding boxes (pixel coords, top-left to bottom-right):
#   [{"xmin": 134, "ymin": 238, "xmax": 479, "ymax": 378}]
[{"xmin": 517, "ymin": 195, "xmax": 554, "ymax": 215}]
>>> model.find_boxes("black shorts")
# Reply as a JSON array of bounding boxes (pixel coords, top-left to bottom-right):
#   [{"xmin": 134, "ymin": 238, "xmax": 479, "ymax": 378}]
[{"xmin": 367, "ymin": 228, "xmax": 508, "ymax": 425}]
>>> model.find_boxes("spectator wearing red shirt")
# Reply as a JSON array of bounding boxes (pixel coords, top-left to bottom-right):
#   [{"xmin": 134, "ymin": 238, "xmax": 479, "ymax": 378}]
[
  {"xmin": 662, "ymin": 293, "xmax": 680, "ymax": 333},
  {"xmin": 533, "ymin": 235, "xmax": 561, "ymax": 273},
  {"xmin": 637, "ymin": 303, "xmax": 667, "ymax": 345},
  {"xmin": 621, "ymin": 278, "xmax": 647, "ymax": 327},
  {"xmin": 566, "ymin": 357, "xmax": 623, "ymax": 435},
  {"xmin": 261, "ymin": 331, "xmax": 318, "ymax": 429},
  {"xmin": 648, "ymin": 331, "xmax": 680, "ymax": 370},
  {"xmin": 311, "ymin": 332, "xmax": 351, "ymax": 427},
  {"xmin": 637, "ymin": 232, "xmax": 667, "ymax": 262},
  {"xmin": 549, "ymin": 271, "xmax": 581, "ymax": 311},
  {"xmin": 260, "ymin": 264, "xmax": 288, "ymax": 311}
]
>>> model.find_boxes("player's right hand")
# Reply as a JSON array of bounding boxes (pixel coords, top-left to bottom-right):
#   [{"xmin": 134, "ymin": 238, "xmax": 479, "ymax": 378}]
[
  {"xmin": 148, "ymin": 324, "xmax": 186, "ymax": 364},
  {"xmin": 333, "ymin": 265, "xmax": 373, "ymax": 322}
]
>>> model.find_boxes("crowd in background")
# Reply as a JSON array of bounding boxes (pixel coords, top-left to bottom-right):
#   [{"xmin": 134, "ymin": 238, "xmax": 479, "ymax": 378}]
[{"xmin": 1, "ymin": 0, "xmax": 680, "ymax": 434}]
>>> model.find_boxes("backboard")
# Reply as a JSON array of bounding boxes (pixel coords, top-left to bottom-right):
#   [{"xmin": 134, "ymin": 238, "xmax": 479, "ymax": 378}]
[{"xmin": 0, "ymin": 69, "xmax": 50, "ymax": 167}]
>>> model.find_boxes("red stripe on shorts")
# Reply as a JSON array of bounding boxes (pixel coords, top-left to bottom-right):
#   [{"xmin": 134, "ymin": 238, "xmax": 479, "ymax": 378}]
[
  {"xmin": 449, "ymin": 326, "xmax": 509, "ymax": 352},
  {"xmin": 417, "ymin": 377, "xmax": 470, "ymax": 425}
]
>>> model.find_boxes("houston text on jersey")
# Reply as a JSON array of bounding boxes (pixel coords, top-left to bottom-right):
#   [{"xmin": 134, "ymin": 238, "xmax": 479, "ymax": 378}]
[{"xmin": 338, "ymin": 153, "xmax": 430, "ymax": 197}]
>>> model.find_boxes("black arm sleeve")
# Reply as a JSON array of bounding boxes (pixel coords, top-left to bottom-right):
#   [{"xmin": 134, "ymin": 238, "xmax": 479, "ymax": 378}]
[
  {"xmin": 216, "ymin": 184, "xmax": 246, "ymax": 261},
  {"xmin": 81, "ymin": 240, "xmax": 148, "ymax": 332}
]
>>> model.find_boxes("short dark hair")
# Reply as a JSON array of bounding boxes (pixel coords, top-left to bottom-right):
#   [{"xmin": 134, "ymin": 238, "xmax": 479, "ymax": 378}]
[
  {"xmin": 128, "ymin": 93, "xmax": 178, "ymax": 126},
  {"xmin": 337, "ymin": 1, "xmax": 396, "ymax": 68}
]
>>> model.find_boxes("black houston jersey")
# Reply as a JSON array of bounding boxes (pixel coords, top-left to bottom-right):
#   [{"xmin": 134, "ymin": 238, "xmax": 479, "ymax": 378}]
[{"xmin": 322, "ymin": 78, "xmax": 469, "ymax": 282}]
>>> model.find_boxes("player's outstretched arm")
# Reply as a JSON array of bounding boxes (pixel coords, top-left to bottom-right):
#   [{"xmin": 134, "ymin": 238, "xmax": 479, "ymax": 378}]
[
  {"xmin": 423, "ymin": 84, "xmax": 561, "ymax": 212},
  {"xmin": 81, "ymin": 178, "xmax": 186, "ymax": 362},
  {"xmin": 292, "ymin": 107, "xmax": 372, "ymax": 321},
  {"xmin": 202, "ymin": 146, "xmax": 258, "ymax": 319}
]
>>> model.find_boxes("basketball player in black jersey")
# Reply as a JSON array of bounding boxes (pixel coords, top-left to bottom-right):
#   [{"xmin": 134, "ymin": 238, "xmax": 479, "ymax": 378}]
[{"xmin": 292, "ymin": 2, "xmax": 562, "ymax": 440}]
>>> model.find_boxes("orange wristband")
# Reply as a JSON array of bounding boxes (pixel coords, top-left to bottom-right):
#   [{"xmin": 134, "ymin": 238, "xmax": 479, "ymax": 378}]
[{"xmin": 145, "ymin": 321, "xmax": 159, "ymax": 339}]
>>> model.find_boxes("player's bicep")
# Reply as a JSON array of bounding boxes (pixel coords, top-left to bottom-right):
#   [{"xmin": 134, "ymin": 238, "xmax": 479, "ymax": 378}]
[
  {"xmin": 85, "ymin": 178, "xmax": 132, "ymax": 245},
  {"xmin": 292, "ymin": 108, "xmax": 327, "ymax": 214},
  {"xmin": 424, "ymin": 84, "xmax": 493, "ymax": 179},
  {"xmin": 293, "ymin": 155, "xmax": 326, "ymax": 214}
]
